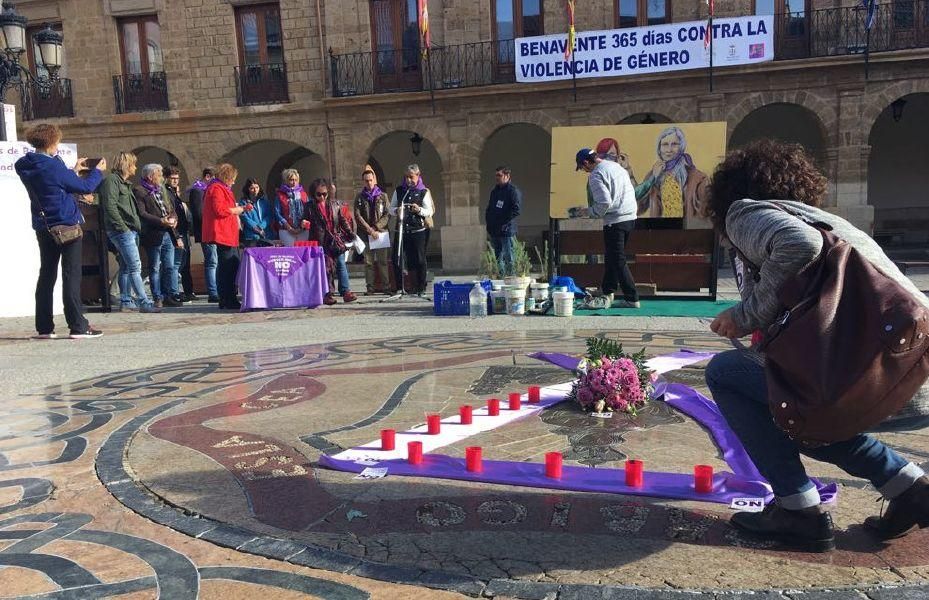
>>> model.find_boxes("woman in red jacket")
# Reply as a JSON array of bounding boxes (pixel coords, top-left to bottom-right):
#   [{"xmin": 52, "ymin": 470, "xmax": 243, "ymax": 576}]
[{"xmin": 202, "ymin": 163, "xmax": 245, "ymax": 309}]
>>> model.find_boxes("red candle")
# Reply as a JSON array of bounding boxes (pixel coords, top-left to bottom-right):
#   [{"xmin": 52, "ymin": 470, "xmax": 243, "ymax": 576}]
[
  {"xmin": 545, "ymin": 452, "xmax": 563, "ymax": 479},
  {"xmin": 528, "ymin": 385, "xmax": 541, "ymax": 403},
  {"xmin": 694, "ymin": 465, "xmax": 714, "ymax": 493},
  {"xmin": 407, "ymin": 441, "xmax": 423, "ymax": 464},
  {"xmin": 487, "ymin": 398, "xmax": 500, "ymax": 416},
  {"xmin": 426, "ymin": 414, "xmax": 441, "ymax": 435},
  {"xmin": 625, "ymin": 459, "xmax": 644, "ymax": 487},
  {"xmin": 465, "ymin": 446, "xmax": 482, "ymax": 472},
  {"xmin": 459, "ymin": 405, "xmax": 473, "ymax": 424},
  {"xmin": 508, "ymin": 392, "xmax": 521, "ymax": 411},
  {"xmin": 380, "ymin": 429, "xmax": 396, "ymax": 451}
]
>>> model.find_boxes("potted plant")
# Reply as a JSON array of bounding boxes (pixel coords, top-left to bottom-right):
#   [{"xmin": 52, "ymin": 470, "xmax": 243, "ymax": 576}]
[{"xmin": 504, "ymin": 238, "xmax": 535, "ymax": 290}]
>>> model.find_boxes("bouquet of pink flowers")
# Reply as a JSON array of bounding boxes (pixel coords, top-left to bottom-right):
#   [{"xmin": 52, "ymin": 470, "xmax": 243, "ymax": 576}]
[{"xmin": 569, "ymin": 337, "xmax": 652, "ymax": 414}]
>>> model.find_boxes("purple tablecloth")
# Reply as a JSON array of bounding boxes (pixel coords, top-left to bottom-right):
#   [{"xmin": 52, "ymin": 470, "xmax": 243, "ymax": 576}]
[{"xmin": 237, "ymin": 246, "xmax": 329, "ymax": 311}]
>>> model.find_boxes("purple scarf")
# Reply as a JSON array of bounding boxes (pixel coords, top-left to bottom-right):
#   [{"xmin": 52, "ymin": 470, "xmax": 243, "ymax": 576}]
[
  {"xmin": 397, "ymin": 177, "xmax": 426, "ymax": 195},
  {"xmin": 360, "ymin": 184, "xmax": 383, "ymax": 205},
  {"xmin": 279, "ymin": 184, "xmax": 305, "ymax": 228},
  {"xmin": 141, "ymin": 179, "xmax": 161, "ymax": 195},
  {"xmin": 187, "ymin": 179, "xmax": 208, "ymax": 194}
]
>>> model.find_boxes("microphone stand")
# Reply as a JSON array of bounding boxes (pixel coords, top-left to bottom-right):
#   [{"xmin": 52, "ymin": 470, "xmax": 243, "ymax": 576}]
[{"xmin": 383, "ymin": 189, "xmax": 431, "ymax": 303}]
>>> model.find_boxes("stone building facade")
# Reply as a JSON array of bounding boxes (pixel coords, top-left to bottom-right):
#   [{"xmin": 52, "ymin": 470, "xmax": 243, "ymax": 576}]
[{"xmin": 11, "ymin": 0, "xmax": 929, "ymax": 270}]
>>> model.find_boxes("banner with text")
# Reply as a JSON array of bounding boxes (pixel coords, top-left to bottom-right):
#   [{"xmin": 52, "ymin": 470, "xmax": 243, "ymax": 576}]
[{"xmin": 516, "ymin": 16, "xmax": 773, "ymax": 83}]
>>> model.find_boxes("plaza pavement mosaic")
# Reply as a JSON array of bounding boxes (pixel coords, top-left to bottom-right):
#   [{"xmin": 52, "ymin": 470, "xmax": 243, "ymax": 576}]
[{"xmin": 2, "ymin": 315, "xmax": 929, "ymax": 599}]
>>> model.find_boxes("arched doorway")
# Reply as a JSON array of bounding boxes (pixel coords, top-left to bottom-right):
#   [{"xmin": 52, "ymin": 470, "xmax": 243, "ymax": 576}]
[
  {"xmin": 221, "ymin": 140, "xmax": 328, "ymax": 199},
  {"xmin": 868, "ymin": 93, "xmax": 929, "ymax": 251},
  {"xmin": 366, "ymin": 131, "xmax": 444, "ymax": 258},
  {"xmin": 618, "ymin": 113, "xmax": 672, "ymax": 125},
  {"xmin": 478, "ymin": 123, "xmax": 552, "ymax": 255},
  {"xmin": 132, "ymin": 146, "xmax": 188, "ymax": 186},
  {"xmin": 729, "ymin": 103, "xmax": 827, "ymax": 166}
]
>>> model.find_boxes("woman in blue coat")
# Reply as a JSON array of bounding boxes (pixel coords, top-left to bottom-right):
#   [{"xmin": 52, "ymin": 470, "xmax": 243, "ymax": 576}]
[
  {"xmin": 15, "ymin": 124, "xmax": 106, "ymax": 339},
  {"xmin": 239, "ymin": 178, "xmax": 272, "ymax": 247}
]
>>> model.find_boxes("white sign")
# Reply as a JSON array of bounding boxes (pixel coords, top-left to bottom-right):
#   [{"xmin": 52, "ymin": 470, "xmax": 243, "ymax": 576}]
[
  {"xmin": 0, "ymin": 141, "xmax": 78, "ymax": 178},
  {"xmin": 3, "ymin": 104, "xmax": 16, "ymax": 141},
  {"xmin": 729, "ymin": 497, "xmax": 766, "ymax": 512},
  {"xmin": 516, "ymin": 16, "xmax": 773, "ymax": 83}
]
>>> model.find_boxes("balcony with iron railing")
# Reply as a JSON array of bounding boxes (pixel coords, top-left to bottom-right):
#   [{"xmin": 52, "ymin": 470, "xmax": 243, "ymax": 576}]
[
  {"xmin": 113, "ymin": 71, "xmax": 169, "ymax": 114},
  {"xmin": 234, "ymin": 63, "xmax": 290, "ymax": 106},
  {"xmin": 330, "ymin": 0, "xmax": 929, "ymax": 98},
  {"xmin": 20, "ymin": 77, "xmax": 74, "ymax": 121}
]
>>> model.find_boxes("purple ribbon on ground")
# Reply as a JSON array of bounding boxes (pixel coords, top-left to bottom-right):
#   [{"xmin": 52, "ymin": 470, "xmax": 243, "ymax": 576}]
[{"xmin": 319, "ymin": 350, "xmax": 837, "ymax": 505}]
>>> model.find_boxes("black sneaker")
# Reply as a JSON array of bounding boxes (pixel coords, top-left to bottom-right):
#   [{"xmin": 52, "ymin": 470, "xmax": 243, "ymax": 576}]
[
  {"xmin": 69, "ymin": 328, "xmax": 103, "ymax": 339},
  {"xmin": 208, "ymin": 295, "xmax": 221, "ymax": 303},
  {"xmin": 163, "ymin": 297, "xmax": 184, "ymax": 307}
]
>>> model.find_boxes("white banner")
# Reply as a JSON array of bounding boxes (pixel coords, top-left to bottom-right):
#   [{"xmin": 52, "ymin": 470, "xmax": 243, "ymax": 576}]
[
  {"xmin": 2, "ymin": 141, "xmax": 79, "ymax": 318},
  {"xmin": 516, "ymin": 16, "xmax": 773, "ymax": 83}
]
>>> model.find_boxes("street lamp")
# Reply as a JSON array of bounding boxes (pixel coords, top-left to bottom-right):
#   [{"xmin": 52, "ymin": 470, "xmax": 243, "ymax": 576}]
[
  {"xmin": 0, "ymin": 2, "xmax": 27, "ymax": 102},
  {"xmin": 410, "ymin": 132, "xmax": 423, "ymax": 156},
  {"xmin": 34, "ymin": 23, "xmax": 63, "ymax": 80}
]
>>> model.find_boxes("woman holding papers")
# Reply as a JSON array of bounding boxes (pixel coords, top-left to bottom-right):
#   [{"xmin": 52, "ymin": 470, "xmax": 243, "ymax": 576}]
[{"xmin": 353, "ymin": 166, "xmax": 392, "ymax": 294}]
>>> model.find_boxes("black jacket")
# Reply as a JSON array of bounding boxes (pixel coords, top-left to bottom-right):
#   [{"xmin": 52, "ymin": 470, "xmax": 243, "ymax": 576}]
[
  {"xmin": 168, "ymin": 186, "xmax": 191, "ymax": 236},
  {"xmin": 485, "ymin": 182, "xmax": 522, "ymax": 237},
  {"xmin": 189, "ymin": 185, "xmax": 205, "ymax": 242}
]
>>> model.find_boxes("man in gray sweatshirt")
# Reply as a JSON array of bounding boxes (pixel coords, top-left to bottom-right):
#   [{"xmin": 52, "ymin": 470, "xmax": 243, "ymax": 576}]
[{"xmin": 576, "ymin": 148, "xmax": 639, "ymax": 308}]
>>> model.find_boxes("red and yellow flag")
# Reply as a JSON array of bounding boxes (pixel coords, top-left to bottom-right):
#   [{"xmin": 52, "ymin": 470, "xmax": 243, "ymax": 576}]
[
  {"xmin": 704, "ymin": 0, "xmax": 714, "ymax": 48},
  {"xmin": 564, "ymin": 0, "xmax": 576, "ymax": 60},
  {"xmin": 418, "ymin": 0, "xmax": 431, "ymax": 55}
]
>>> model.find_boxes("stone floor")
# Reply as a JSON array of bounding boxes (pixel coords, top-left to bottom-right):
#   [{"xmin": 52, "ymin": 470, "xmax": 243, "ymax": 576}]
[{"xmin": 2, "ymin": 270, "xmax": 929, "ymax": 599}]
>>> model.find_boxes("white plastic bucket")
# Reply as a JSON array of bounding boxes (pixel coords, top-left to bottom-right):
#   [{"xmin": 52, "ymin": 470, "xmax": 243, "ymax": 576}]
[
  {"xmin": 530, "ymin": 283, "xmax": 550, "ymax": 302},
  {"xmin": 490, "ymin": 290, "xmax": 506, "ymax": 314},
  {"xmin": 553, "ymin": 291, "xmax": 574, "ymax": 317},
  {"xmin": 505, "ymin": 288, "xmax": 526, "ymax": 316}
]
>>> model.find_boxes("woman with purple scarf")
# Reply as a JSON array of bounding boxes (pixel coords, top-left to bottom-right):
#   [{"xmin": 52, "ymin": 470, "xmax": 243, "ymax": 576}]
[
  {"xmin": 637, "ymin": 126, "xmax": 709, "ymax": 221},
  {"xmin": 388, "ymin": 163, "xmax": 434, "ymax": 295},
  {"xmin": 354, "ymin": 166, "xmax": 392, "ymax": 294},
  {"xmin": 273, "ymin": 168, "xmax": 310, "ymax": 246}
]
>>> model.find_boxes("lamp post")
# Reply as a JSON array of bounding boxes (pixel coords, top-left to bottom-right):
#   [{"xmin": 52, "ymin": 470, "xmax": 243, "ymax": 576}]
[{"xmin": 0, "ymin": 4, "xmax": 63, "ymax": 140}]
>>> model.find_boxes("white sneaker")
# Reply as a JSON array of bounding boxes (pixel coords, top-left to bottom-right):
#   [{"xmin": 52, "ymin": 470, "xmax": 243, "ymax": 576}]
[{"xmin": 32, "ymin": 333, "xmax": 57, "ymax": 339}]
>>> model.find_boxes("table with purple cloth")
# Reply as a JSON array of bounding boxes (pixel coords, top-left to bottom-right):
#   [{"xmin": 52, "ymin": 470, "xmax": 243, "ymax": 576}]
[{"xmin": 237, "ymin": 246, "xmax": 329, "ymax": 311}]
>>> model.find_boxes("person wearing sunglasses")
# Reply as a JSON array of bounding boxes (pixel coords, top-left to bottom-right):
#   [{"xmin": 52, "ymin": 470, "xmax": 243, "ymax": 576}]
[{"xmin": 303, "ymin": 178, "xmax": 357, "ymax": 305}]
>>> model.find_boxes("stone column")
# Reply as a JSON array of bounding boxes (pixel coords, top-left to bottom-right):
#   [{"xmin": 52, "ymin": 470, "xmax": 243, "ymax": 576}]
[
  {"xmin": 828, "ymin": 87, "xmax": 874, "ymax": 232},
  {"xmin": 698, "ymin": 94, "xmax": 725, "ymax": 122},
  {"xmin": 439, "ymin": 118, "xmax": 485, "ymax": 272}
]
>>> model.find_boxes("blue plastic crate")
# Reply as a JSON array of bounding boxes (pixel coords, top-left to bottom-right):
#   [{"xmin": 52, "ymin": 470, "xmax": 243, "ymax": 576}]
[{"xmin": 433, "ymin": 280, "xmax": 491, "ymax": 316}]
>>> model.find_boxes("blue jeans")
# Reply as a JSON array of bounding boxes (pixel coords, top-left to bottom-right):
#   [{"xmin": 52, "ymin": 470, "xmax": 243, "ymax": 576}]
[
  {"xmin": 336, "ymin": 253, "xmax": 351, "ymax": 296},
  {"xmin": 146, "ymin": 231, "xmax": 177, "ymax": 301},
  {"xmin": 201, "ymin": 242, "xmax": 218, "ymax": 297},
  {"xmin": 107, "ymin": 230, "xmax": 151, "ymax": 306},
  {"xmin": 705, "ymin": 349, "xmax": 913, "ymax": 508},
  {"xmin": 490, "ymin": 235, "xmax": 515, "ymax": 277}
]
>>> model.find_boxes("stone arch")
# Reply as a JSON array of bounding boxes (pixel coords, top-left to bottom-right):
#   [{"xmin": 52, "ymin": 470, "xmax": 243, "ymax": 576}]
[
  {"xmin": 867, "ymin": 91, "xmax": 929, "ymax": 248},
  {"xmin": 131, "ymin": 146, "xmax": 190, "ymax": 187},
  {"xmin": 464, "ymin": 109, "xmax": 563, "ymax": 172},
  {"xmin": 220, "ymin": 139, "xmax": 329, "ymax": 197},
  {"xmin": 477, "ymin": 123, "xmax": 552, "ymax": 251},
  {"xmin": 861, "ymin": 79, "xmax": 929, "ymax": 142},
  {"xmin": 357, "ymin": 119, "xmax": 448, "ymax": 173},
  {"xmin": 728, "ymin": 102, "xmax": 829, "ymax": 166},
  {"xmin": 599, "ymin": 100, "xmax": 692, "ymax": 125},
  {"xmin": 725, "ymin": 91, "xmax": 835, "ymax": 146},
  {"xmin": 365, "ymin": 130, "xmax": 446, "ymax": 256}
]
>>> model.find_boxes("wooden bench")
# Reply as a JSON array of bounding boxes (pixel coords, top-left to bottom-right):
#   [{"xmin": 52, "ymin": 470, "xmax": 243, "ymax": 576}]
[{"xmin": 554, "ymin": 226, "xmax": 719, "ymax": 300}]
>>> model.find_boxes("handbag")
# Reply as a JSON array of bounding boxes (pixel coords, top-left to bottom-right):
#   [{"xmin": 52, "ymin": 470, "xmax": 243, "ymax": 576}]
[
  {"xmin": 32, "ymin": 186, "xmax": 83, "ymax": 246},
  {"xmin": 48, "ymin": 223, "xmax": 84, "ymax": 246},
  {"xmin": 734, "ymin": 205, "xmax": 929, "ymax": 447}
]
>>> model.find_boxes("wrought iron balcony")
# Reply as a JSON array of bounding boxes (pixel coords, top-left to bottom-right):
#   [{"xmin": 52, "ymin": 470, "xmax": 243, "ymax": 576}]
[
  {"xmin": 329, "ymin": 0, "xmax": 929, "ymax": 98},
  {"xmin": 21, "ymin": 77, "xmax": 73, "ymax": 121},
  {"xmin": 234, "ymin": 63, "xmax": 289, "ymax": 106},
  {"xmin": 113, "ymin": 71, "xmax": 169, "ymax": 114}
]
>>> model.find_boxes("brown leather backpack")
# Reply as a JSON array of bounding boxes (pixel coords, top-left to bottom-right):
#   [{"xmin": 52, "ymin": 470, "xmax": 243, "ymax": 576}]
[{"xmin": 740, "ymin": 208, "xmax": 929, "ymax": 447}]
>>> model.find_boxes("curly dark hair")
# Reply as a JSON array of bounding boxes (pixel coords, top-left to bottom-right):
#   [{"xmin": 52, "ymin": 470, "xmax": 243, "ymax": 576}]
[{"xmin": 704, "ymin": 139, "xmax": 827, "ymax": 233}]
